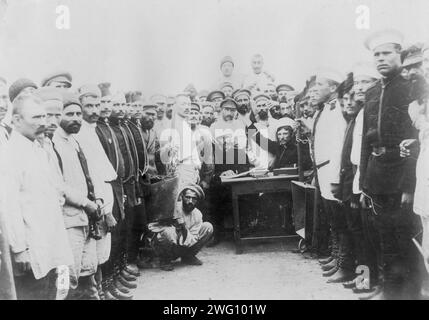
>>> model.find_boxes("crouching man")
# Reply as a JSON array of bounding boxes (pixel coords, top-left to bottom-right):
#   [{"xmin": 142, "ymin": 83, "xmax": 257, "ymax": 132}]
[{"xmin": 148, "ymin": 184, "xmax": 213, "ymax": 271}]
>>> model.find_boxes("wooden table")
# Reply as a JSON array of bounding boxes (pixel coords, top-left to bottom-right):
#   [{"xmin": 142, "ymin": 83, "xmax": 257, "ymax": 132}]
[{"xmin": 221, "ymin": 173, "xmax": 300, "ymax": 254}]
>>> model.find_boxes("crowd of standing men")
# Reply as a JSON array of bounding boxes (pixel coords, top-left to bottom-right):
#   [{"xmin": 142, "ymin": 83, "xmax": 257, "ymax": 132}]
[{"xmin": 0, "ymin": 28, "xmax": 428, "ymax": 300}]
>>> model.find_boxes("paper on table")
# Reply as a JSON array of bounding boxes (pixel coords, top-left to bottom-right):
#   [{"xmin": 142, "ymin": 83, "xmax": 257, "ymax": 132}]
[{"xmin": 220, "ymin": 169, "xmax": 252, "ymax": 179}]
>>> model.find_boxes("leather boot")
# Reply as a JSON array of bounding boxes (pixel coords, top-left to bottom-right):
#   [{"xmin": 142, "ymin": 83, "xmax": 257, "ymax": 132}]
[
  {"xmin": 321, "ymin": 231, "xmax": 340, "ymax": 264},
  {"xmin": 102, "ymin": 277, "xmax": 118, "ymax": 300},
  {"xmin": 160, "ymin": 259, "xmax": 174, "ymax": 271},
  {"xmin": 125, "ymin": 263, "xmax": 141, "ymax": 277},
  {"xmin": 322, "ymin": 265, "xmax": 339, "ymax": 277},
  {"xmin": 117, "ymin": 274, "xmax": 137, "ymax": 289},
  {"xmin": 327, "ymin": 232, "xmax": 355, "ymax": 283},
  {"xmin": 120, "ymin": 269, "xmax": 137, "ymax": 282},
  {"xmin": 319, "ymin": 256, "xmax": 334, "ymax": 265},
  {"xmin": 78, "ymin": 275, "xmax": 100, "ymax": 300},
  {"xmin": 114, "ymin": 278, "xmax": 131, "ymax": 294},
  {"xmin": 321, "ymin": 259, "xmax": 337, "ymax": 271},
  {"xmin": 109, "ymin": 278, "xmax": 133, "ymax": 300},
  {"xmin": 326, "ymin": 267, "xmax": 355, "ymax": 283}
]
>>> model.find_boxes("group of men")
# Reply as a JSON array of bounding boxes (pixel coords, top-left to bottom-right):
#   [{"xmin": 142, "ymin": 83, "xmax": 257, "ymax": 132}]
[{"xmin": 0, "ymin": 28, "xmax": 429, "ymax": 300}]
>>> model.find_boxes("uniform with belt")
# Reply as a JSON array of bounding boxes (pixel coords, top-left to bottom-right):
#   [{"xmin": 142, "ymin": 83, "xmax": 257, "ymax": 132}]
[{"xmin": 360, "ymin": 71, "xmax": 419, "ymax": 298}]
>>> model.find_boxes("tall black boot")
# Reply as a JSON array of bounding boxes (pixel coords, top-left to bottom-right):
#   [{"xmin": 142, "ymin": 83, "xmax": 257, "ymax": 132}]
[
  {"xmin": 327, "ymin": 231, "xmax": 355, "ymax": 283},
  {"xmin": 321, "ymin": 230, "xmax": 339, "ymax": 268}
]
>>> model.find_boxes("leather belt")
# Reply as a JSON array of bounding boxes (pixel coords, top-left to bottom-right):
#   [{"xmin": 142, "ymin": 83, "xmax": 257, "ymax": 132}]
[{"xmin": 371, "ymin": 146, "xmax": 398, "ymax": 157}]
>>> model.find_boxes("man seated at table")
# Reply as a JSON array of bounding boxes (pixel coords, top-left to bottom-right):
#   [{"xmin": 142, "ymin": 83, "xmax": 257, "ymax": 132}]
[
  {"xmin": 148, "ymin": 184, "xmax": 213, "ymax": 271},
  {"xmin": 257, "ymin": 119, "xmax": 312, "ymax": 234},
  {"xmin": 270, "ymin": 121, "xmax": 312, "ymax": 171}
]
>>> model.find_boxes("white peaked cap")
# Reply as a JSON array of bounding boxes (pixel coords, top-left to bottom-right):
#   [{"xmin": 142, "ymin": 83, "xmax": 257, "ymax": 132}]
[
  {"xmin": 315, "ymin": 68, "xmax": 345, "ymax": 84},
  {"xmin": 364, "ymin": 29, "xmax": 404, "ymax": 51}
]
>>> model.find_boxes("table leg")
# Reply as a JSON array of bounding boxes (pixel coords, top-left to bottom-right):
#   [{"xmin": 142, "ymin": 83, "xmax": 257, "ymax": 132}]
[{"xmin": 232, "ymin": 191, "xmax": 243, "ymax": 254}]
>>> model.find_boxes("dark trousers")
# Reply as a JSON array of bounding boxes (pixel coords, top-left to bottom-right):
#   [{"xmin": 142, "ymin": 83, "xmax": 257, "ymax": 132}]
[
  {"xmin": 125, "ymin": 203, "xmax": 147, "ymax": 263},
  {"xmin": 14, "ymin": 269, "xmax": 57, "ymax": 300},
  {"xmin": 101, "ymin": 216, "xmax": 127, "ymax": 280},
  {"xmin": 323, "ymin": 199, "xmax": 348, "ymax": 233},
  {"xmin": 369, "ymin": 193, "xmax": 420, "ymax": 298},
  {"xmin": 360, "ymin": 206, "xmax": 382, "ymax": 283},
  {"xmin": 312, "ymin": 193, "xmax": 330, "ymax": 256}
]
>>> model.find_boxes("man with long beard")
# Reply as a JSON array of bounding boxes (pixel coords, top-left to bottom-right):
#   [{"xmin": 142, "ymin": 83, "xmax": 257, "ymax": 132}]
[
  {"xmin": 233, "ymin": 89, "xmax": 252, "ymax": 128},
  {"xmin": 402, "ymin": 44, "xmax": 429, "ymax": 299},
  {"xmin": 200, "ymin": 102, "xmax": 216, "ymax": 128}
]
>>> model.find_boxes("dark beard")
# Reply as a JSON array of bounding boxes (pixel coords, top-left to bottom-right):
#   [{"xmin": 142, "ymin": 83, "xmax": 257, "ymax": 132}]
[
  {"xmin": 236, "ymin": 105, "xmax": 248, "ymax": 115},
  {"xmin": 270, "ymin": 109, "xmax": 281, "ymax": 119},
  {"xmin": 201, "ymin": 119, "xmax": 213, "ymax": 127},
  {"xmin": 141, "ymin": 120, "xmax": 154, "ymax": 130},
  {"xmin": 183, "ymin": 203, "xmax": 195, "ymax": 213},
  {"xmin": 258, "ymin": 110, "xmax": 268, "ymax": 120}
]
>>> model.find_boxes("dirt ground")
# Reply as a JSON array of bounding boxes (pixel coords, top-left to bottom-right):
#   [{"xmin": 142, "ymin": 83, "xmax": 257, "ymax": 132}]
[{"xmin": 133, "ymin": 239, "xmax": 358, "ymax": 300}]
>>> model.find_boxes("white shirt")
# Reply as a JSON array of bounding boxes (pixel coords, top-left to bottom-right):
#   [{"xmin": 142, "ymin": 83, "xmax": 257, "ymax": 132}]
[
  {"xmin": 0, "ymin": 131, "xmax": 73, "ymax": 279},
  {"xmin": 75, "ymin": 121, "xmax": 117, "ymax": 216},
  {"xmin": 351, "ymin": 109, "xmax": 364, "ymax": 194},
  {"xmin": 243, "ymin": 71, "xmax": 276, "ymax": 94},
  {"xmin": 313, "ymin": 100, "xmax": 347, "ymax": 201}
]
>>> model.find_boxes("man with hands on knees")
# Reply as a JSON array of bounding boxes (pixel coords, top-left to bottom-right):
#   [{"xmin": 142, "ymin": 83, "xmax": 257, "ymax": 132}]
[{"xmin": 148, "ymin": 184, "xmax": 213, "ymax": 271}]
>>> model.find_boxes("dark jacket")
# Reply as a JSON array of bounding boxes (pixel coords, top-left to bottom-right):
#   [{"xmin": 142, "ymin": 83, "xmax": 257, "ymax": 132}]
[
  {"xmin": 248, "ymin": 123, "xmax": 312, "ymax": 171},
  {"xmin": 360, "ymin": 71, "xmax": 418, "ymax": 195},
  {"xmin": 109, "ymin": 117, "xmax": 138, "ymax": 207},
  {"xmin": 338, "ymin": 114, "xmax": 358, "ymax": 202},
  {"xmin": 96, "ymin": 118, "xmax": 126, "ymax": 220}
]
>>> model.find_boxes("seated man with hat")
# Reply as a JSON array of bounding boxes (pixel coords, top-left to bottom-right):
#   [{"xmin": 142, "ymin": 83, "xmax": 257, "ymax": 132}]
[{"xmin": 148, "ymin": 184, "xmax": 213, "ymax": 271}]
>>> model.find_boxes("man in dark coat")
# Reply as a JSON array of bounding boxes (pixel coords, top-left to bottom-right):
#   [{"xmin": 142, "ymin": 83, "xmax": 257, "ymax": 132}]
[
  {"xmin": 96, "ymin": 88, "xmax": 136, "ymax": 299},
  {"xmin": 360, "ymin": 30, "xmax": 420, "ymax": 299}
]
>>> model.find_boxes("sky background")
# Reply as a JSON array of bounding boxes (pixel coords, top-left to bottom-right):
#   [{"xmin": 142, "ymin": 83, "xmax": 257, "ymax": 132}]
[{"xmin": 0, "ymin": 0, "xmax": 428, "ymax": 97}]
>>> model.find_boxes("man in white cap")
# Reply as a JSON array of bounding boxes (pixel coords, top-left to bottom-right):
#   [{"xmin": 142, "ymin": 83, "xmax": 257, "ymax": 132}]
[
  {"xmin": 309, "ymin": 68, "xmax": 348, "ymax": 281},
  {"xmin": 359, "ymin": 29, "xmax": 420, "ymax": 300},
  {"xmin": 340, "ymin": 63, "xmax": 379, "ymax": 294},
  {"xmin": 148, "ymin": 184, "xmax": 213, "ymax": 271},
  {"xmin": 74, "ymin": 84, "xmax": 119, "ymax": 299},
  {"xmin": 1, "ymin": 94, "xmax": 74, "ymax": 300}
]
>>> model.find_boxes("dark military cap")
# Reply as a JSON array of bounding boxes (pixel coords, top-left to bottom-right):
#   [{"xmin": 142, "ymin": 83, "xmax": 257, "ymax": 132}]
[
  {"xmin": 220, "ymin": 97, "xmax": 238, "ymax": 109},
  {"xmin": 276, "ymin": 84, "xmax": 295, "ymax": 93},
  {"xmin": 207, "ymin": 90, "xmax": 225, "ymax": 102}
]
